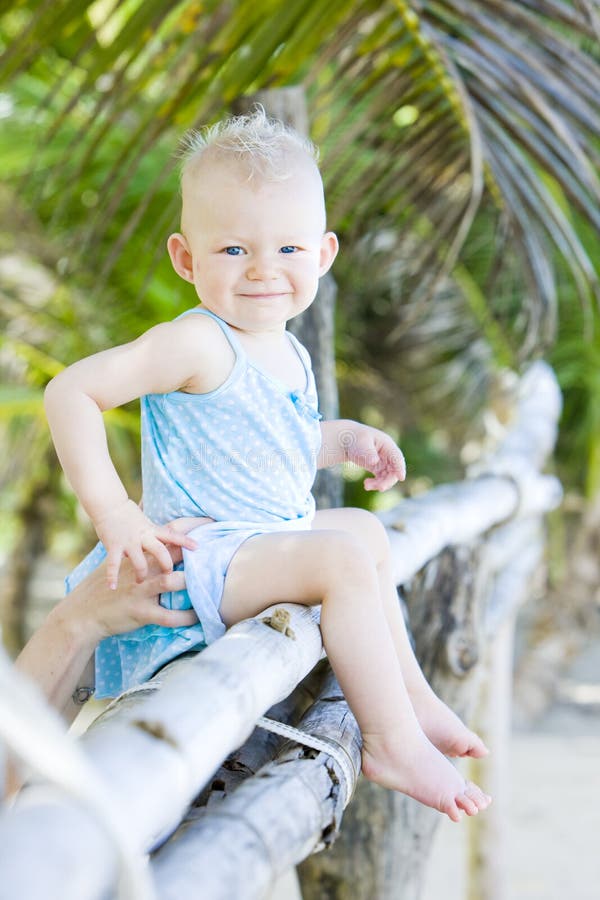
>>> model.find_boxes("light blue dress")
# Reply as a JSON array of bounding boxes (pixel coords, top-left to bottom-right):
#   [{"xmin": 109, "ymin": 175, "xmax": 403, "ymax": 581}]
[{"xmin": 66, "ymin": 308, "xmax": 322, "ymax": 697}]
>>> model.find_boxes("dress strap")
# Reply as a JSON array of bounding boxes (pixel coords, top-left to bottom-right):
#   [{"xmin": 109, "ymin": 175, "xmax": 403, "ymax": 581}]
[
  {"xmin": 286, "ymin": 330, "xmax": 311, "ymax": 369},
  {"xmin": 175, "ymin": 307, "xmax": 246, "ymax": 360}
]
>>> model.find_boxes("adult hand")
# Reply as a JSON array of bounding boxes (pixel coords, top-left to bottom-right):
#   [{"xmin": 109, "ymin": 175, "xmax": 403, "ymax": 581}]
[
  {"xmin": 94, "ymin": 500, "xmax": 199, "ymax": 590},
  {"xmin": 70, "ymin": 515, "xmax": 211, "ymax": 641},
  {"xmin": 12, "ymin": 517, "xmax": 211, "ymax": 739}
]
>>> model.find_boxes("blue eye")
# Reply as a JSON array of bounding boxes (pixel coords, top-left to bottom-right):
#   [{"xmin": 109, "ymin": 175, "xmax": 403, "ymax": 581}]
[
  {"xmin": 280, "ymin": 245, "xmax": 297, "ymax": 254},
  {"xmin": 225, "ymin": 246, "xmax": 244, "ymax": 256}
]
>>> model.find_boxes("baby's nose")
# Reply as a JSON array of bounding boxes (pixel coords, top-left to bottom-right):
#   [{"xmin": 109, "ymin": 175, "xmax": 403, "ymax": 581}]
[{"xmin": 247, "ymin": 254, "xmax": 279, "ymax": 280}]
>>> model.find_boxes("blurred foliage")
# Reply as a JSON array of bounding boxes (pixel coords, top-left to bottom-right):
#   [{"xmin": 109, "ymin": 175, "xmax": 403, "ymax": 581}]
[{"xmin": 1, "ymin": 0, "xmax": 600, "ymax": 549}]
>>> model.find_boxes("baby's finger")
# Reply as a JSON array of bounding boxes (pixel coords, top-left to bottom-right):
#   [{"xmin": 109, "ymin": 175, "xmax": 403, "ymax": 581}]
[
  {"xmin": 379, "ymin": 471, "xmax": 401, "ymax": 491},
  {"xmin": 167, "ymin": 516, "xmax": 213, "ymax": 535},
  {"xmin": 360, "ymin": 449, "xmax": 380, "ymax": 471},
  {"xmin": 392, "ymin": 455, "xmax": 407, "ymax": 481},
  {"xmin": 156, "ymin": 524, "xmax": 198, "ymax": 551},
  {"xmin": 145, "ymin": 537, "xmax": 174, "ymax": 574},
  {"xmin": 127, "ymin": 545, "xmax": 149, "ymax": 583},
  {"xmin": 363, "ymin": 473, "xmax": 398, "ymax": 492},
  {"xmin": 105, "ymin": 548, "xmax": 123, "ymax": 590}
]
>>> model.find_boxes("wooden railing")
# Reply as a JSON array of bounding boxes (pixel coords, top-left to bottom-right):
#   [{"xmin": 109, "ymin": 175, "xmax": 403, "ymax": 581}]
[{"xmin": 0, "ymin": 361, "xmax": 561, "ymax": 900}]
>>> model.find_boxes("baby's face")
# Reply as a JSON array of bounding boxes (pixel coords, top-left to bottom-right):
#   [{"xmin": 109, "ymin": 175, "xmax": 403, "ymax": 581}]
[{"xmin": 171, "ymin": 159, "xmax": 338, "ymax": 334}]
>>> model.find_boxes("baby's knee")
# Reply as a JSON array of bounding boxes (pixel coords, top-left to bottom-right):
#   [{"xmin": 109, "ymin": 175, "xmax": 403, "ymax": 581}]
[
  {"xmin": 344, "ymin": 507, "xmax": 390, "ymax": 565},
  {"xmin": 317, "ymin": 530, "xmax": 378, "ymax": 589}
]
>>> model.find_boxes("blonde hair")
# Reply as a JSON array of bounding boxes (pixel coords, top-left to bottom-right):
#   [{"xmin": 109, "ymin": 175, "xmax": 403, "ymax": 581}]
[{"xmin": 179, "ymin": 105, "xmax": 319, "ymax": 184}]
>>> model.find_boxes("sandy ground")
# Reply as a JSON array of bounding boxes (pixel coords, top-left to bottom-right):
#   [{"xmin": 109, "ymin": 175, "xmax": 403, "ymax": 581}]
[{"xmin": 425, "ymin": 638, "xmax": 600, "ymax": 900}]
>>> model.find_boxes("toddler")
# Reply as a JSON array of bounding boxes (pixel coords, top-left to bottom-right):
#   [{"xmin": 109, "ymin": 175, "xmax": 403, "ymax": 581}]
[{"xmin": 45, "ymin": 108, "xmax": 491, "ymax": 821}]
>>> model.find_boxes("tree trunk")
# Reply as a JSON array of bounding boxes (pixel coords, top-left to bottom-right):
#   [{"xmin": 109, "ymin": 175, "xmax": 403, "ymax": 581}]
[
  {"xmin": 233, "ymin": 86, "xmax": 343, "ymax": 509},
  {"xmin": 0, "ymin": 470, "xmax": 55, "ymax": 657}
]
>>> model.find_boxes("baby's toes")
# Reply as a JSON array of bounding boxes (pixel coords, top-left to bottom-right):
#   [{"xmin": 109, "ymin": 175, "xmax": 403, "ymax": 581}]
[
  {"xmin": 464, "ymin": 781, "xmax": 492, "ymax": 810},
  {"xmin": 451, "ymin": 730, "xmax": 488, "ymax": 758},
  {"xmin": 465, "ymin": 733, "xmax": 489, "ymax": 758},
  {"xmin": 456, "ymin": 791, "xmax": 479, "ymax": 816},
  {"xmin": 441, "ymin": 798, "xmax": 462, "ymax": 823}
]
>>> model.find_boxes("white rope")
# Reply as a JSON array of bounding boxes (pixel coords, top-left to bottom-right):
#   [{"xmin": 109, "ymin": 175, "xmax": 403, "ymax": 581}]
[
  {"xmin": 99, "ymin": 680, "xmax": 161, "ymax": 717},
  {"xmin": 100, "ymin": 672, "xmax": 358, "ymax": 808},
  {"xmin": 256, "ymin": 716, "xmax": 357, "ymax": 809}
]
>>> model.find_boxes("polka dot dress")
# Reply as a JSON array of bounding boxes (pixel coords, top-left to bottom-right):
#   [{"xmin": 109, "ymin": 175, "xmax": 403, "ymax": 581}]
[{"xmin": 67, "ymin": 308, "xmax": 322, "ymax": 698}]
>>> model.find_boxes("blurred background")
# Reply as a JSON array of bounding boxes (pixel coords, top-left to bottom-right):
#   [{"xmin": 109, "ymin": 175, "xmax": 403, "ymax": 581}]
[{"xmin": 1, "ymin": 2, "xmax": 600, "ymax": 897}]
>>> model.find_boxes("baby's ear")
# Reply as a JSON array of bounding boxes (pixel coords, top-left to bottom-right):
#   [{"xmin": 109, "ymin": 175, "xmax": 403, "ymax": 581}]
[
  {"xmin": 167, "ymin": 233, "xmax": 195, "ymax": 283},
  {"xmin": 319, "ymin": 231, "xmax": 339, "ymax": 276}
]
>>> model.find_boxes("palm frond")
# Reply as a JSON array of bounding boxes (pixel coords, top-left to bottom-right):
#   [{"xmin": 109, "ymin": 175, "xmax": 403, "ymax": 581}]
[
  {"xmin": 423, "ymin": 0, "xmax": 600, "ymax": 346},
  {"xmin": 1, "ymin": 0, "xmax": 599, "ymax": 356}
]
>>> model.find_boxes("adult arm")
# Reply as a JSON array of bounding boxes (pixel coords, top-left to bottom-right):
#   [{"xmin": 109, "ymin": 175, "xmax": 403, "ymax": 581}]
[
  {"xmin": 14, "ymin": 517, "xmax": 209, "ymax": 724},
  {"xmin": 14, "ymin": 561, "xmax": 194, "ymax": 723}
]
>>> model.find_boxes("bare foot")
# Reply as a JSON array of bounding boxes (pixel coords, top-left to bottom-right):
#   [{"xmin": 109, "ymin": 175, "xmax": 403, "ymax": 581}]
[
  {"xmin": 361, "ymin": 727, "xmax": 492, "ymax": 822},
  {"xmin": 409, "ymin": 687, "xmax": 488, "ymax": 759}
]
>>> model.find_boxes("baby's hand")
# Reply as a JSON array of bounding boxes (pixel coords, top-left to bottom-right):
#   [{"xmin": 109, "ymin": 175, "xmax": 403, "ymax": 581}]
[
  {"xmin": 346, "ymin": 424, "xmax": 406, "ymax": 492},
  {"xmin": 94, "ymin": 499, "xmax": 198, "ymax": 589}
]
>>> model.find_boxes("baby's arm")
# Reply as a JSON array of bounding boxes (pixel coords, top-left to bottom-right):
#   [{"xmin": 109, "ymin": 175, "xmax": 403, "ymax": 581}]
[
  {"xmin": 318, "ymin": 419, "xmax": 406, "ymax": 490},
  {"xmin": 44, "ymin": 319, "xmax": 210, "ymax": 587}
]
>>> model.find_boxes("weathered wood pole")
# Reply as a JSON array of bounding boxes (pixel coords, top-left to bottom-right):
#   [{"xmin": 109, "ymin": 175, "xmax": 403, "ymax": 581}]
[
  {"xmin": 0, "ymin": 604, "xmax": 323, "ymax": 900},
  {"xmin": 467, "ymin": 615, "xmax": 514, "ymax": 900},
  {"xmin": 467, "ymin": 518, "xmax": 545, "ymax": 900},
  {"xmin": 0, "ymin": 643, "xmax": 155, "ymax": 900},
  {"xmin": 150, "ymin": 669, "xmax": 362, "ymax": 900}
]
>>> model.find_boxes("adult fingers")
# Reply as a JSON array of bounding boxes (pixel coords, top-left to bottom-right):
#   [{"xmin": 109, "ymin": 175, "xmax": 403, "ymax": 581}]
[
  {"xmin": 144, "ymin": 570, "xmax": 186, "ymax": 596},
  {"xmin": 151, "ymin": 607, "xmax": 199, "ymax": 628}
]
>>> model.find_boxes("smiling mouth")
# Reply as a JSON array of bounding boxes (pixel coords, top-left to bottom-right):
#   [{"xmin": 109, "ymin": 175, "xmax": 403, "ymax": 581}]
[{"xmin": 240, "ymin": 292, "xmax": 289, "ymax": 299}]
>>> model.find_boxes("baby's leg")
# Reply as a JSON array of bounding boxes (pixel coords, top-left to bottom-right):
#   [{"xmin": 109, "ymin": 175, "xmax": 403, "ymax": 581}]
[
  {"xmin": 311, "ymin": 509, "xmax": 488, "ymax": 760},
  {"xmin": 221, "ymin": 529, "xmax": 490, "ymax": 821}
]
